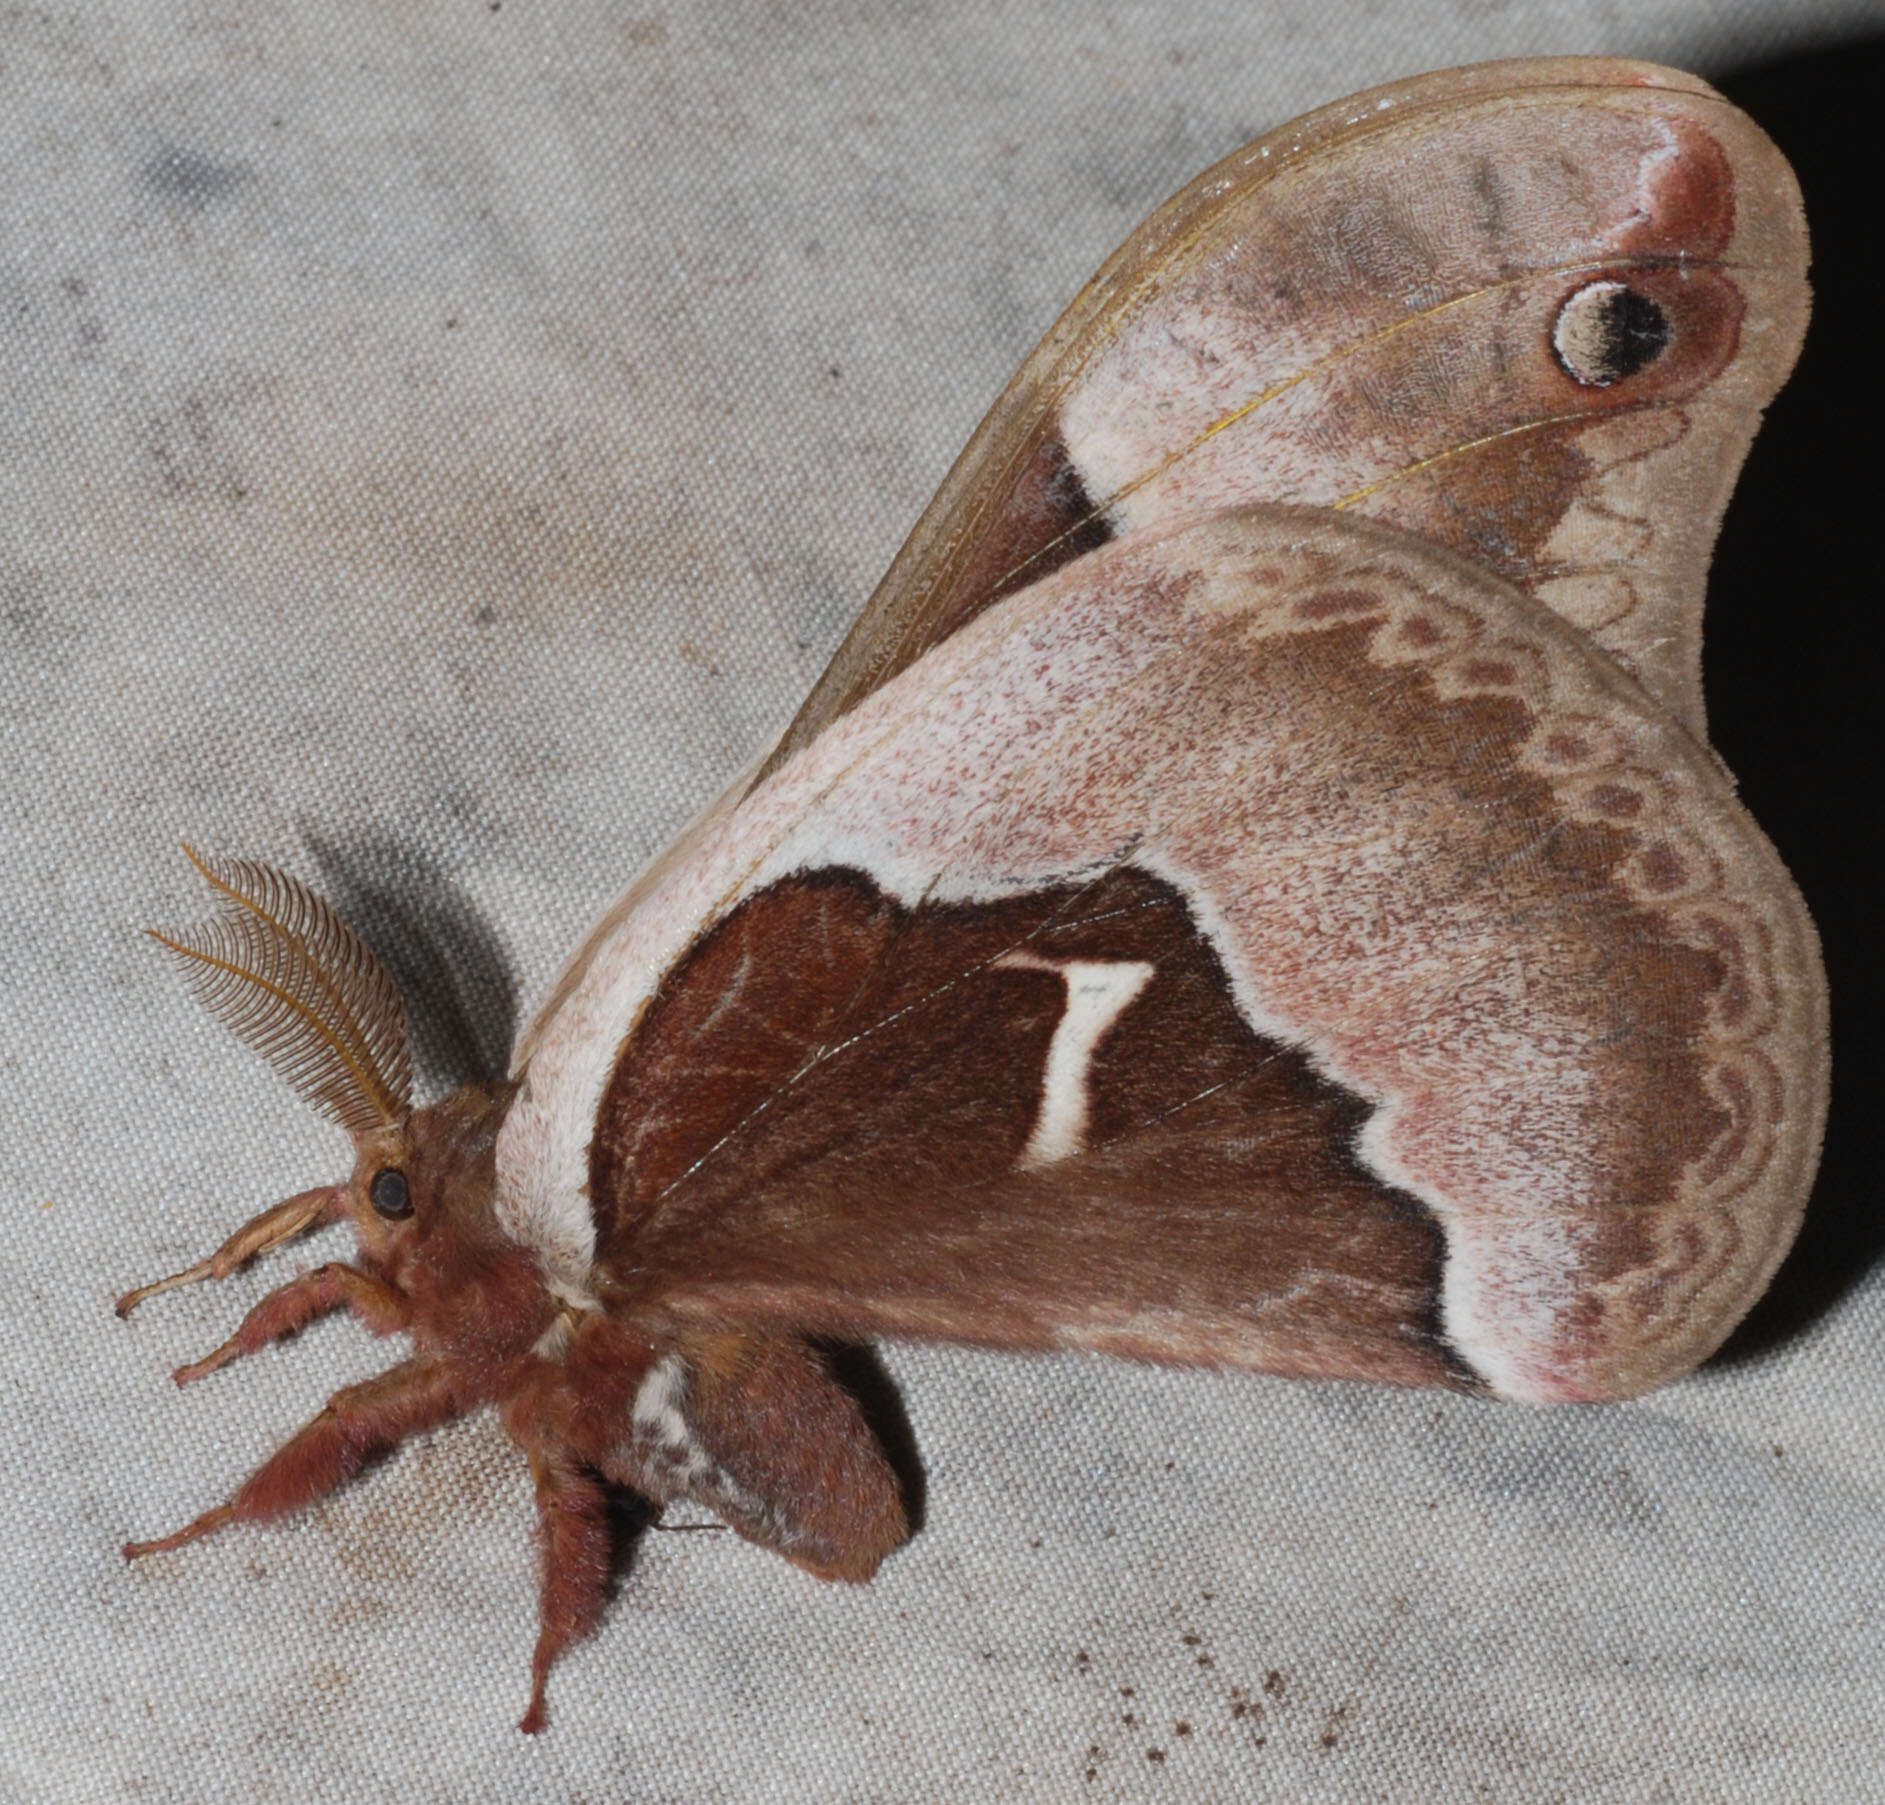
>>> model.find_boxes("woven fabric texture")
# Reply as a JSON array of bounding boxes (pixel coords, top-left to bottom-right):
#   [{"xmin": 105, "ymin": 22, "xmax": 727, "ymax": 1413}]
[{"xmin": 4, "ymin": 3, "xmax": 1880, "ymax": 1800}]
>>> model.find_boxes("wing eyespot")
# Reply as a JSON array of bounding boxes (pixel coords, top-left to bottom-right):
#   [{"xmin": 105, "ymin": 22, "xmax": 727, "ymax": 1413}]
[{"xmin": 1552, "ymin": 280, "xmax": 1670, "ymax": 387}]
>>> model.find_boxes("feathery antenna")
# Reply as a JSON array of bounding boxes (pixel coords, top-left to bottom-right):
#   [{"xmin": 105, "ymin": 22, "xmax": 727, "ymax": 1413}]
[{"xmin": 149, "ymin": 846, "xmax": 412, "ymax": 1134}]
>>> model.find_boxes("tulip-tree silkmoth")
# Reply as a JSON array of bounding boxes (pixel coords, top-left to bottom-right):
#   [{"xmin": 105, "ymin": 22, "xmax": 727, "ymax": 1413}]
[{"xmin": 119, "ymin": 57, "xmax": 1827, "ymax": 1732}]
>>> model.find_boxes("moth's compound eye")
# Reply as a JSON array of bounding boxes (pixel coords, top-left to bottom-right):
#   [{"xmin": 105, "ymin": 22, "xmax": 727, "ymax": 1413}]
[
  {"xmin": 1552, "ymin": 280, "xmax": 1669, "ymax": 387},
  {"xmin": 369, "ymin": 1167, "xmax": 412, "ymax": 1219}
]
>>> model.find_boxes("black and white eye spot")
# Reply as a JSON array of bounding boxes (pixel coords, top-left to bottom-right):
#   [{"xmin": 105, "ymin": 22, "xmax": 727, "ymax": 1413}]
[
  {"xmin": 1552, "ymin": 281, "xmax": 1670, "ymax": 387},
  {"xmin": 368, "ymin": 1167, "xmax": 412, "ymax": 1219}
]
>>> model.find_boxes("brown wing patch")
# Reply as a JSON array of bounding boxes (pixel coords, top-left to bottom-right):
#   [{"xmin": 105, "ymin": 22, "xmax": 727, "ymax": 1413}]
[
  {"xmin": 547, "ymin": 503, "xmax": 1821, "ymax": 1402},
  {"xmin": 919, "ymin": 433, "xmax": 1115, "ymax": 646},
  {"xmin": 591, "ymin": 863, "xmax": 1465, "ymax": 1389}
]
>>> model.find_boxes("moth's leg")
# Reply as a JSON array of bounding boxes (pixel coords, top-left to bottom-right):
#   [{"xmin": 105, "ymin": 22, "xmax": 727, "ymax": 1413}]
[
  {"xmin": 122, "ymin": 1357, "xmax": 458, "ymax": 1559},
  {"xmin": 516, "ymin": 1450, "xmax": 611, "ymax": 1735},
  {"xmin": 116, "ymin": 1185, "xmax": 341, "ymax": 1318},
  {"xmin": 170, "ymin": 1263, "xmax": 409, "ymax": 1387},
  {"xmin": 624, "ymin": 1333, "xmax": 909, "ymax": 1583}
]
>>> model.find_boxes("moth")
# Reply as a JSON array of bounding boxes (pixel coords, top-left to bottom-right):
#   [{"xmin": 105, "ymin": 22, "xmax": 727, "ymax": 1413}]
[{"xmin": 120, "ymin": 57, "xmax": 1827, "ymax": 1733}]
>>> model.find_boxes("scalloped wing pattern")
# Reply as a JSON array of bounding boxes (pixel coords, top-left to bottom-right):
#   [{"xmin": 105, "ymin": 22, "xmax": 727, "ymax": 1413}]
[{"xmin": 497, "ymin": 61, "xmax": 1824, "ymax": 1402}]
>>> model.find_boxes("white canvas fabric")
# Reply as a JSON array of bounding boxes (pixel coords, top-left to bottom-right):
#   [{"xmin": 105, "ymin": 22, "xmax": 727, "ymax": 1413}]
[{"xmin": 3, "ymin": 3, "xmax": 1878, "ymax": 1800}]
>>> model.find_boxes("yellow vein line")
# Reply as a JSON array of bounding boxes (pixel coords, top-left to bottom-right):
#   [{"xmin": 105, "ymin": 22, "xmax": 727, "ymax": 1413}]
[
  {"xmin": 984, "ymin": 249, "xmax": 1737, "ymax": 602},
  {"xmin": 1330, "ymin": 400, "xmax": 1660, "ymax": 510}
]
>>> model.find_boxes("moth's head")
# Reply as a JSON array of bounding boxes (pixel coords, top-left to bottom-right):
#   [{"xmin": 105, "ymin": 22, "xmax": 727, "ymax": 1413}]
[
  {"xmin": 150, "ymin": 845, "xmax": 516, "ymax": 1265},
  {"xmin": 341, "ymin": 1079, "xmax": 515, "ymax": 1265}
]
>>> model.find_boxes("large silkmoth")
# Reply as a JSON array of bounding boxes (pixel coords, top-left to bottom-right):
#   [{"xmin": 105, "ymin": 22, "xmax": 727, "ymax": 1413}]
[{"xmin": 120, "ymin": 57, "xmax": 1826, "ymax": 1733}]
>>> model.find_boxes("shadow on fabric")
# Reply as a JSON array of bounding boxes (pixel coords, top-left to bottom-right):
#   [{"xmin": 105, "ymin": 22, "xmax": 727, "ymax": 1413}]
[{"xmin": 1705, "ymin": 34, "xmax": 1885, "ymax": 1364}]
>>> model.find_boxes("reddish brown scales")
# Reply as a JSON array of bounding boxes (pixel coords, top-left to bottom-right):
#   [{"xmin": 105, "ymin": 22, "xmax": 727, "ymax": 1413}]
[
  {"xmin": 667, "ymin": 1335, "xmax": 907, "ymax": 1580},
  {"xmin": 590, "ymin": 864, "xmax": 1458, "ymax": 1385},
  {"xmin": 512, "ymin": 1450, "xmax": 610, "ymax": 1736},
  {"xmin": 580, "ymin": 552, "xmax": 1753, "ymax": 1385}
]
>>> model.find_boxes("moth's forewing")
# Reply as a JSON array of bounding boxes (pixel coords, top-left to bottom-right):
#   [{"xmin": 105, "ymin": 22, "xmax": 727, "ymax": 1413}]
[
  {"xmin": 521, "ymin": 508, "xmax": 1827, "ymax": 1405},
  {"xmin": 767, "ymin": 57, "xmax": 1807, "ymax": 771}
]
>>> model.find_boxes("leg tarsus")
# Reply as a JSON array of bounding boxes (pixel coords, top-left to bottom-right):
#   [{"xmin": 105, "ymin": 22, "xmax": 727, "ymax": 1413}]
[
  {"xmin": 121, "ymin": 1359, "xmax": 459, "ymax": 1559},
  {"xmin": 512, "ymin": 1450, "xmax": 611, "ymax": 1736},
  {"xmin": 519, "ymin": 1663, "xmax": 550, "ymax": 1736},
  {"xmin": 173, "ymin": 1338, "xmax": 240, "ymax": 1387},
  {"xmin": 229, "ymin": 1359, "xmax": 459, "ymax": 1523},
  {"xmin": 116, "ymin": 1257, "xmax": 218, "ymax": 1320},
  {"xmin": 170, "ymin": 1262, "xmax": 407, "ymax": 1387},
  {"xmin": 123, "ymin": 1502, "xmax": 235, "ymax": 1560},
  {"xmin": 116, "ymin": 1186, "xmax": 339, "ymax": 1318}
]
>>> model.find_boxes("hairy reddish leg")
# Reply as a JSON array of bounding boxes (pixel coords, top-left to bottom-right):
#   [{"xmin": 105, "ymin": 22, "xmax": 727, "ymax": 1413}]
[
  {"xmin": 123, "ymin": 1358, "xmax": 460, "ymax": 1561},
  {"xmin": 116, "ymin": 1185, "xmax": 340, "ymax": 1317},
  {"xmin": 171, "ymin": 1262, "xmax": 409, "ymax": 1386},
  {"xmin": 516, "ymin": 1451, "xmax": 612, "ymax": 1735},
  {"xmin": 119, "ymin": 1502, "xmax": 236, "ymax": 1557}
]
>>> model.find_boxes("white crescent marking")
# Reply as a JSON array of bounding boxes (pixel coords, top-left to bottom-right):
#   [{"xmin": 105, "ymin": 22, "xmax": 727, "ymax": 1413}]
[{"xmin": 995, "ymin": 953, "xmax": 1155, "ymax": 1167}]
